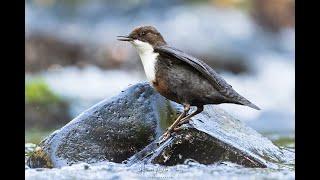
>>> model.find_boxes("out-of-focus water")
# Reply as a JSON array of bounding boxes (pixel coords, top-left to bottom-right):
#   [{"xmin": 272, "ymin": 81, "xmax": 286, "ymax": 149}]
[
  {"xmin": 26, "ymin": 0, "xmax": 295, "ymax": 146},
  {"xmin": 36, "ymin": 57, "xmax": 294, "ymax": 133},
  {"xmin": 37, "ymin": 67, "xmax": 143, "ymax": 116},
  {"xmin": 26, "ymin": 1, "xmax": 294, "ymax": 133},
  {"xmin": 26, "ymin": 1, "xmax": 294, "ymax": 52}
]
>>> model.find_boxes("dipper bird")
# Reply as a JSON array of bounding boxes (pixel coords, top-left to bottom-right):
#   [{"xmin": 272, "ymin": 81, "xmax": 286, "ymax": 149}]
[{"xmin": 118, "ymin": 26, "xmax": 260, "ymax": 144}]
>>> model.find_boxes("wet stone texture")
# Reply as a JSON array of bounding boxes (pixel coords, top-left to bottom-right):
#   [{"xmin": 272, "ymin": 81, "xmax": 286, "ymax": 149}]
[
  {"xmin": 127, "ymin": 106, "xmax": 294, "ymax": 168},
  {"xmin": 27, "ymin": 82, "xmax": 176, "ymax": 168},
  {"xmin": 148, "ymin": 129, "xmax": 266, "ymax": 167},
  {"xmin": 27, "ymin": 82, "xmax": 294, "ymax": 169}
]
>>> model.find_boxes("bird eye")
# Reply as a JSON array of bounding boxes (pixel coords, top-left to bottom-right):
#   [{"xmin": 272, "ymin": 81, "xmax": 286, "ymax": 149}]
[{"xmin": 140, "ymin": 32, "xmax": 146, "ymax": 36}]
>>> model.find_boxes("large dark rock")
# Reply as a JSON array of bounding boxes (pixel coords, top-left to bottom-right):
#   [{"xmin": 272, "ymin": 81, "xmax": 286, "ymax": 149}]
[
  {"xmin": 127, "ymin": 106, "xmax": 293, "ymax": 168},
  {"xmin": 27, "ymin": 82, "xmax": 293, "ymax": 169},
  {"xmin": 27, "ymin": 82, "xmax": 177, "ymax": 168}
]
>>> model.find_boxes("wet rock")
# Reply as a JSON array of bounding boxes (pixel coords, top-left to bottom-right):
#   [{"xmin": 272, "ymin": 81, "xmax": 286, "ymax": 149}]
[
  {"xmin": 27, "ymin": 82, "xmax": 176, "ymax": 168},
  {"xmin": 127, "ymin": 106, "xmax": 294, "ymax": 168},
  {"xmin": 27, "ymin": 146, "xmax": 54, "ymax": 168},
  {"xmin": 27, "ymin": 82, "xmax": 293, "ymax": 169}
]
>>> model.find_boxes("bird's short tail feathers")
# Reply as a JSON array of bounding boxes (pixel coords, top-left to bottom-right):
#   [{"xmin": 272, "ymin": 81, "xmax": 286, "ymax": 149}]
[
  {"xmin": 245, "ymin": 102, "xmax": 261, "ymax": 110},
  {"xmin": 223, "ymin": 87, "xmax": 261, "ymax": 110},
  {"xmin": 233, "ymin": 95, "xmax": 261, "ymax": 110}
]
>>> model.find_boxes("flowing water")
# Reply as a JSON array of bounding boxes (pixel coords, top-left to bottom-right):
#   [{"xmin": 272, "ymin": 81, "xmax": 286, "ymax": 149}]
[{"xmin": 25, "ymin": 161, "xmax": 294, "ymax": 180}]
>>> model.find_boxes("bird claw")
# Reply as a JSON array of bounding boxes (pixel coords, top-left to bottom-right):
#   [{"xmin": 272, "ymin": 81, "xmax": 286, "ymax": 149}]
[
  {"xmin": 157, "ymin": 125, "xmax": 187, "ymax": 146},
  {"xmin": 177, "ymin": 118, "xmax": 190, "ymax": 126},
  {"xmin": 173, "ymin": 127, "xmax": 183, "ymax": 131}
]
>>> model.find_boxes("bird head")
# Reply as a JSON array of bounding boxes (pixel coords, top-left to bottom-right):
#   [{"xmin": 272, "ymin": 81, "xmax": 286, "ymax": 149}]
[{"xmin": 117, "ymin": 26, "xmax": 167, "ymax": 50}]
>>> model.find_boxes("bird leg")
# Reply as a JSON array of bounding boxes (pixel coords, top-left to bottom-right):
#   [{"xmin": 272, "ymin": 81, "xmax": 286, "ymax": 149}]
[
  {"xmin": 176, "ymin": 105, "xmax": 204, "ymax": 126},
  {"xmin": 157, "ymin": 104, "xmax": 190, "ymax": 144}
]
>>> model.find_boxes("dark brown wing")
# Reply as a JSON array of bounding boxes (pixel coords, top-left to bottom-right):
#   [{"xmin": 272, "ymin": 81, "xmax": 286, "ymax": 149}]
[{"xmin": 154, "ymin": 45, "xmax": 260, "ymax": 110}]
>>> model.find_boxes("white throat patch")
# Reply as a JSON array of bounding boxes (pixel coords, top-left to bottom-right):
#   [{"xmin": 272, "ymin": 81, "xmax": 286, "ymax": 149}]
[{"xmin": 131, "ymin": 40, "xmax": 158, "ymax": 82}]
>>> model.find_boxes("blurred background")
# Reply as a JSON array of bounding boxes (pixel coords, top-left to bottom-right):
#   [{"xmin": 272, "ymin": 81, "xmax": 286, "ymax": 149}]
[{"xmin": 25, "ymin": 0, "xmax": 294, "ymax": 146}]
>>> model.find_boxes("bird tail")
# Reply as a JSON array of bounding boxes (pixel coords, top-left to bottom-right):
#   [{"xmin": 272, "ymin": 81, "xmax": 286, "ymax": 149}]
[
  {"xmin": 245, "ymin": 102, "xmax": 261, "ymax": 110},
  {"xmin": 224, "ymin": 88, "xmax": 261, "ymax": 110},
  {"xmin": 233, "ymin": 95, "xmax": 261, "ymax": 110}
]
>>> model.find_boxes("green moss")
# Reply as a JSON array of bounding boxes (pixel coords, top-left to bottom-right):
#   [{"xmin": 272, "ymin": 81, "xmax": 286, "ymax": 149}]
[
  {"xmin": 25, "ymin": 128, "xmax": 56, "ymax": 144},
  {"xmin": 25, "ymin": 78, "xmax": 61, "ymax": 104},
  {"xmin": 272, "ymin": 137, "xmax": 295, "ymax": 147}
]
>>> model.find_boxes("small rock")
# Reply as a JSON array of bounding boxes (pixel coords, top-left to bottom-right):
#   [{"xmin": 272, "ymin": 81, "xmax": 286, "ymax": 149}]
[
  {"xmin": 83, "ymin": 164, "xmax": 90, "ymax": 170},
  {"xmin": 27, "ymin": 146, "xmax": 53, "ymax": 168}
]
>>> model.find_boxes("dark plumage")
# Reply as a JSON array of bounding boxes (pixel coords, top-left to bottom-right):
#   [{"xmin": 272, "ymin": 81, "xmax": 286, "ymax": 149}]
[
  {"xmin": 154, "ymin": 45, "xmax": 260, "ymax": 110},
  {"xmin": 118, "ymin": 25, "xmax": 260, "ymax": 144}
]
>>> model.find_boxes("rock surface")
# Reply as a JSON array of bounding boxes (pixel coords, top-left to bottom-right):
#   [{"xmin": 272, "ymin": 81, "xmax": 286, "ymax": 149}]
[
  {"xmin": 27, "ymin": 82, "xmax": 293, "ymax": 169},
  {"xmin": 127, "ymin": 106, "xmax": 294, "ymax": 168},
  {"xmin": 27, "ymin": 82, "xmax": 176, "ymax": 168}
]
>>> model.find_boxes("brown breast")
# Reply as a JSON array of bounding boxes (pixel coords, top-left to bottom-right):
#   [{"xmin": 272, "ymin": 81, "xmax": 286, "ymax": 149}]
[
  {"xmin": 152, "ymin": 78, "xmax": 168, "ymax": 96},
  {"xmin": 152, "ymin": 77, "xmax": 179, "ymax": 103}
]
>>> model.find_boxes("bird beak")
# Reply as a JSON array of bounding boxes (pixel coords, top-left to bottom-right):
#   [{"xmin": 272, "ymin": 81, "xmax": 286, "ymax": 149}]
[{"xmin": 117, "ymin": 35, "xmax": 133, "ymax": 41}]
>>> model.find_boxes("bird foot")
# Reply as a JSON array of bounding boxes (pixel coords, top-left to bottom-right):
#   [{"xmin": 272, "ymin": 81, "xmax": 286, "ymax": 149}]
[
  {"xmin": 177, "ymin": 118, "xmax": 190, "ymax": 126},
  {"xmin": 156, "ymin": 125, "xmax": 187, "ymax": 145},
  {"xmin": 173, "ymin": 126, "xmax": 184, "ymax": 131}
]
